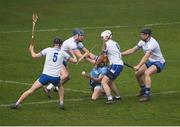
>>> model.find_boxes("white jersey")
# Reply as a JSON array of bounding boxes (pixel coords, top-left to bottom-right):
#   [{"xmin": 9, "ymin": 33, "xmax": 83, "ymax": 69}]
[
  {"xmin": 137, "ymin": 37, "xmax": 165, "ymax": 63},
  {"xmin": 40, "ymin": 47, "xmax": 71, "ymax": 77},
  {"xmin": 61, "ymin": 37, "xmax": 84, "ymax": 52},
  {"xmin": 105, "ymin": 39, "xmax": 124, "ymax": 65}
]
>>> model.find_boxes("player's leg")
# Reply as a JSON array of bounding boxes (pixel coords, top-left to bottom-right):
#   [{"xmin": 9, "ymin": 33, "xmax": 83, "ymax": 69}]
[
  {"xmin": 109, "ymin": 82, "xmax": 122, "ymax": 100},
  {"xmin": 139, "ymin": 65, "xmax": 157, "ymax": 102},
  {"xmin": 135, "ymin": 64, "xmax": 147, "ymax": 97},
  {"xmin": 60, "ymin": 65, "xmax": 70, "ymax": 84},
  {"xmin": 10, "ymin": 80, "xmax": 42, "ymax": 109},
  {"xmin": 101, "ymin": 76, "xmax": 113, "ymax": 103},
  {"xmin": 91, "ymin": 86, "xmax": 103, "ymax": 101},
  {"xmin": 59, "ymin": 65, "xmax": 70, "ymax": 105},
  {"xmin": 43, "ymin": 64, "xmax": 70, "ymax": 97}
]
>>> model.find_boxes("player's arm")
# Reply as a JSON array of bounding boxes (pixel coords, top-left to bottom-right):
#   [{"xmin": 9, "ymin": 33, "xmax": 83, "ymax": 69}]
[
  {"xmin": 121, "ymin": 46, "xmax": 139, "ymax": 56},
  {"xmin": 134, "ymin": 50, "xmax": 152, "ymax": 71},
  {"xmin": 95, "ymin": 43, "xmax": 107, "ymax": 65},
  {"xmin": 29, "ymin": 38, "xmax": 42, "ymax": 59},
  {"xmin": 91, "ymin": 74, "xmax": 104, "ymax": 83},
  {"xmin": 73, "ymin": 49, "xmax": 96, "ymax": 64},
  {"xmin": 67, "ymin": 50, "xmax": 78, "ymax": 64},
  {"xmin": 81, "ymin": 47, "xmax": 96, "ymax": 60},
  {"xmin": 82, "ymin": 72, "xmax": 103, "ymax": 83}
]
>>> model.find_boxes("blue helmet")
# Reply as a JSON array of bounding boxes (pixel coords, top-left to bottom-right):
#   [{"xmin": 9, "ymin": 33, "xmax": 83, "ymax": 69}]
[
  {"xmin": 140, "ymin": 28, "xmax": 152, "ymax": 35},
  {"xmin": 73, "ymin": 28, "xmax": 85, "ymax": 36}
]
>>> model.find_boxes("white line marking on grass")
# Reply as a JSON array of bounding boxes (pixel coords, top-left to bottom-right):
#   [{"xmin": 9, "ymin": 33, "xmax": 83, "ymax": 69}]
[
  {"xmin": 0, "ymin": 21, "xmax": 180, "ymax": 34},
  {"xmin": 0, "ymin": 91, "xmax": 179, "ymax": 108},
  {"xmin": 0, "ymin": 79, "xmax": 180, "ymax": 108},
  {"xmin": 0, "ymin": 79, "xmax": 90, "ymax": 94},
  {"xmin": 0, "ymin": 98, "xmax": 88, "ymax": 108}
]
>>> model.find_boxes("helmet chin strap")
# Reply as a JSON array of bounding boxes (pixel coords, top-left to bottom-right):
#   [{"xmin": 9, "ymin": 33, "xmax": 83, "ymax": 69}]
[
  {"xmin": 104, "ymin": 34, "xmax": 112, "ymax": 42},
  {"xmin": 142, "ymin": 34, "xmax": 150, "ymax": 42}
]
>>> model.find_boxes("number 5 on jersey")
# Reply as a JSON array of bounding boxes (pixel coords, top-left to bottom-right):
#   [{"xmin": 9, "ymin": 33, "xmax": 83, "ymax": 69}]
[{"xmin": 53, "ymin": 52, "xmax": 58, "ymax": 62}]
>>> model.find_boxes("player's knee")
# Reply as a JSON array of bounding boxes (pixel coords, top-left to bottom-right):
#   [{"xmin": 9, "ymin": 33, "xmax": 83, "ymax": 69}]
[
  {"xmin": 101, "ymin": 77, "xmax": 108, "ymax": 85},
  {"xmin": 66, "ymin": 75, "xmax": 70, "ymax": 81},
  {"xmin": 91, "ymin": 96, "xmax": 98, "ymax": 101},
  {"xmin": 144, "ymin": 70, "xmax": 151, "ymax": 76},
  {"xmin": 64, "ymin": 75, "xmax": 70, "ymax": 83},
  {"xmin": 135, "ymin": 71, "xmax": 143, "ymax": 77}
]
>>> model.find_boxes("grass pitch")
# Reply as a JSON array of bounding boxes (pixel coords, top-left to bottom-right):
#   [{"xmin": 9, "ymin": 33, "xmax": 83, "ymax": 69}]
[{"xmin": 0, "ymin": 0, "xmax": 180, "ymax": 125}]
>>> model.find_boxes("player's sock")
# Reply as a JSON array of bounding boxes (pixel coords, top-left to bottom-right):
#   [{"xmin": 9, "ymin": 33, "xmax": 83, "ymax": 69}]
[
  {"xmin": 140, "ymin": 85, "xmax": 146, "ymax": 93},
  {"xmin": 107, "ymin": 95, "xmax": 113, "ymax": 101},
  {"xmin": 114, "ymin": 95, "xmax": 121, "ymax": 99},
  {"xmin": 55, "ymin": 86, "xmax": 59, "ymax": 91},
  {"xmin": 47, "ymin": 84, "xmax": 54, "ymax": 90},
  {"xmin": 16, "ymin": 101, "xmax": 20, "ymax": 106},
  {"xmin": 60, "ymin": 101, "xmax": 64, "ymax": 105},
  {"xmin": 59, "ymin": 101, "xmax": 65, "ymax": 110},
  {"xmin": 144, "ymin": 87, "xmax": 151, "ymax": 96}
]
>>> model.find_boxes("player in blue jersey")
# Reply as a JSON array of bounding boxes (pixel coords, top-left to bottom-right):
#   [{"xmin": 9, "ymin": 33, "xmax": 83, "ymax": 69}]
[{"xmin": 82, "ymin": 57, "xmax": 122, "ymax": 101}]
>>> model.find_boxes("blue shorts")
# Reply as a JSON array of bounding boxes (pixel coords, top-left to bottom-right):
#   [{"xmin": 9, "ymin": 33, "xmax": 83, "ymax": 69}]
[
  {"xmin": 38, "ymin": 74, "xmax": 60, "ymax": 86},
  {"xmin": 89, "ymin": 81, "xmax": 101, "ymax": 92},
  {"xmin": 105, "ymin": 64, "xmax": 123, "ymax": 80},
  {"xmin": 146, "ymin": 61, "xmax": 165, "ymax": 73}
]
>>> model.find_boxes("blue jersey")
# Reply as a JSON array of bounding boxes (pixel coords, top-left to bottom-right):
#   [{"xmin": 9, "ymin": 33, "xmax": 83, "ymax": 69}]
[{"xmin": 89, "ymin": 66, "xmax": 108, "ymax": 91}]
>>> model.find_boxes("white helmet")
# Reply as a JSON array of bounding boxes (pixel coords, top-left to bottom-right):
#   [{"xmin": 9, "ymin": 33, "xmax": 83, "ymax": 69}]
[{"xmin": 101, "ymin": 30, "xmax": 112, "ymax": 40}]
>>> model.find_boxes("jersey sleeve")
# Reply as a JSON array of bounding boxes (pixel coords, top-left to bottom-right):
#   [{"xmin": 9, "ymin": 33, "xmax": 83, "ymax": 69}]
[
  {"xmin": 136, "ymin": 40, "xmax": 143, "ymax": 48},
  {"xmin": 62, "ymin": 51, "xmax": 71, "ymax": 60},
  {"xmin": 40, "ymin": 48, "xmax": 50, "ymax": 56},
  {"xmin": 77, "ymin": 42, "xmax": 84, "ymax": 49}
]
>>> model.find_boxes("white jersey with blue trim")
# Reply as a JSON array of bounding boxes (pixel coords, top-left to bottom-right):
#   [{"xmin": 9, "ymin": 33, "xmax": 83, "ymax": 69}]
[
  {"xmin": 137, "ymin": 37, "xmax": 165, "ymax": 63},
  {"xmin": 41, "ymin": 47, "xmax": 71, "ymax": 77},
  {"xmin": 105, "ymin": 39, "xmax": 124, "ymax": 65},
  {"xmin": 61, "ymin": 37, "xmax": 84, "ymax": 52}
]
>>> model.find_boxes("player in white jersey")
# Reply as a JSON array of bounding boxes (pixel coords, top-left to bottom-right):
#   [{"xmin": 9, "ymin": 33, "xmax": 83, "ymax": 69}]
[
  {"xmin": 44, "ymin": 28, "xmax": 96, "ymax": 106},
  {"xmin": 96, "ymin": 30, "xmax": 124, "ymax": 104},
  {"xmin": 10, "ymin": 37, "xmax": 77, "ymax": 110},
  {"xmin": 122, "ymin": 28, "xmax": 165, "ymax": 102}
]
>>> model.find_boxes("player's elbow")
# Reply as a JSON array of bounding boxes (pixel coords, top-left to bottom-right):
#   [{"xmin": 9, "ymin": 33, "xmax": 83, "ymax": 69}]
[
  {"xmin": 72, "ymin": 59, "xmax": 77, "ymax": 64},
  {"xmin": 31, "ymin": 54, "xmax": 37, "ymax": 59},
  {"xmin": 31, "ymin": 54, "xmax": 39, "ymax": 59},
  {"xmin": 69, "ymin": 58, "xmax": 77, "ymax": 64}
]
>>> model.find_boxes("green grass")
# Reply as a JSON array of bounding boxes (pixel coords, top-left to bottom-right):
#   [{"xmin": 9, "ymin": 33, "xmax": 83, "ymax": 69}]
[{"xmin": 0, "ymin": 0, "xmax": 180, "ymax": 125}]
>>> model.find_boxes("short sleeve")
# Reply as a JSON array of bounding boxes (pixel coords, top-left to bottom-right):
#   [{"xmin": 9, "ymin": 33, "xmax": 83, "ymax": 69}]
[
  {"xmin": 62, "ymin": 51, "xmax": 71, "ymax": 60},
  {"xmin": 136, "ymin": 40, "xmax": 144, "ymax": 48},
  {"xmin": 40, "ymin": 48, "xmax": 50, "ymax": 56}
]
